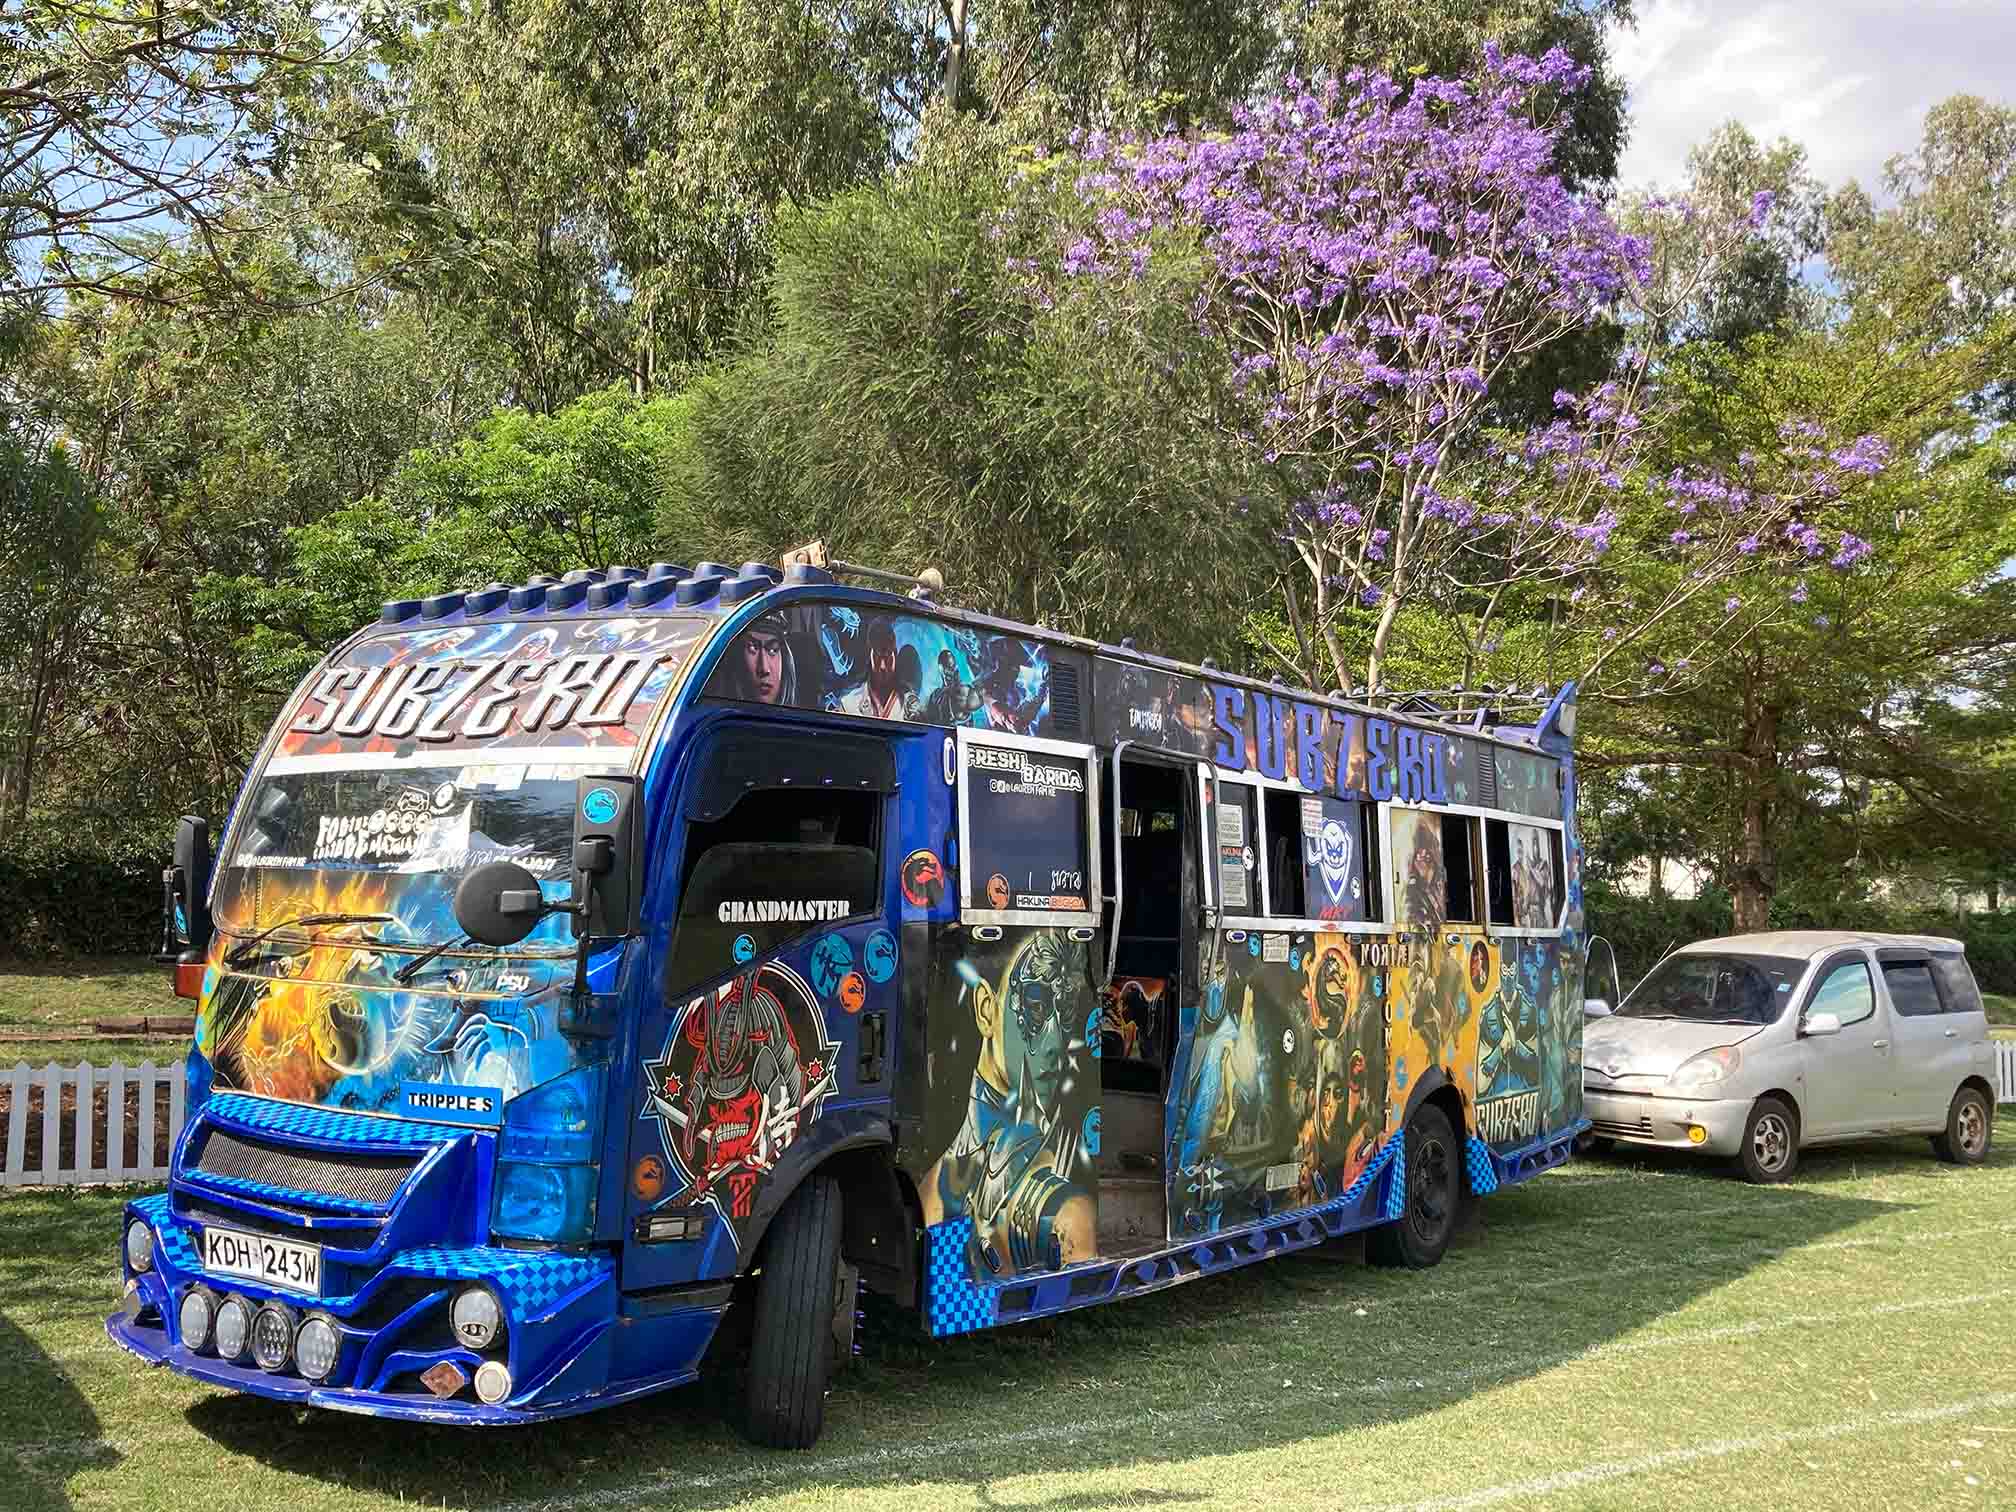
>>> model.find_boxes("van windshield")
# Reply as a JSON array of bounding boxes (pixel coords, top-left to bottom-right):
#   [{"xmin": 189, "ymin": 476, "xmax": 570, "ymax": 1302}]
[{"xmin": 1616, "ymin": 952, "xmax": 1803, "ymax": 1026}]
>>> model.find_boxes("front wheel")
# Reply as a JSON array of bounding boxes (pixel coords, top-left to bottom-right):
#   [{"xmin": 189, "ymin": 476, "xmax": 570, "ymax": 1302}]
[
  {"xmin": 1735, "ymin": 1096, "xmax": 1799, "ymax": 1184},
  {"xmin": 1931, "ymin": 1087, "xmax": 1993, "ymax": 1165},
  {"xmin": 1367, "ymin": 1103, "xmax": 1460, "ymax": 1270},
  {"xmin": 742, "ymin": 1174, "xmax": 843, "ymax": 1449}
]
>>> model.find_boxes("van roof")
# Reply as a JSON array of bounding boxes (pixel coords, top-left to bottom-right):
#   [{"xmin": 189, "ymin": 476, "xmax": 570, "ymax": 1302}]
[{"xmin": 1678, "ymin": 929, "xmax": 1966, "ymax": 959}]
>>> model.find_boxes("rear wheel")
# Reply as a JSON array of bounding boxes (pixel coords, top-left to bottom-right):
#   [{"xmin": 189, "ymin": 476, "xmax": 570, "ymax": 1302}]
[
  {"xmin": 742, "ymin": 1174, "xmax": 843, "ymax": 1449},
  {"xmin": 1931, "ymin": 1087, "xmax": 1993, "ymax": 1165},
  {"xmin": 1368, "ymin": 1103, "xmax": 1459, "ymax": 1270},
  {"xmin": 1735, "ymin": 1096, "xmax": 1798, "ymax": 1184}
]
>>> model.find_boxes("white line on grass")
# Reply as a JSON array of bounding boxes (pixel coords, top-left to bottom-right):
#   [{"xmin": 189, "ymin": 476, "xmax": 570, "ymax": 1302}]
[
  {"xmin": 1381, "ymin": 1391, "xmax": 2016, "ymax": 1511},
  {"xmin": 489, "ymin": 1288, "xmax": 2016, "ymax": 1512}
]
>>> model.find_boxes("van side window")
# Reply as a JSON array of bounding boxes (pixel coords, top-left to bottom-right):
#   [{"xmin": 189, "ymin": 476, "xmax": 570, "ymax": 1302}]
[
  {"xmin": 1262, "ymin": 788, "xmax": 1305, "ymax": 918},
  {"xmin": 1214, "ymin": 780, "xmax": 1259, "ymax": 914},
  {"xmin": 1928, "ymin": 954, "xmax": 1985, "ymax": 1015},
  {"xmin": 1286, "ymin": 792, "xmax": 1374, "ymax": 924},
  {"xmin": 1881, "ymin": 960, "xmax": 1944, "ymax": 1018},
  {"xmin": 1393, "ymin": 809, "xmax": 1477, "ymax": 928},
  {"xmin": 667, "ymin": 788, "xmax": 881, "ymax": 995},
  {"xmin": 1807, "ymin": 960, "xmax": 1875, "ymax": 1028},
  {"xmin": 1486, "ymin": 819, "xmax": 1564, "ymax": 930}
]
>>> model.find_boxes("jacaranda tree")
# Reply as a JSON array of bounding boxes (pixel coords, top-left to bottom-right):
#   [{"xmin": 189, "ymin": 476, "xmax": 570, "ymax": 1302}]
[{"xmin": 1025, "ymin": 48, "xmax": 1894, "ymax": 698}]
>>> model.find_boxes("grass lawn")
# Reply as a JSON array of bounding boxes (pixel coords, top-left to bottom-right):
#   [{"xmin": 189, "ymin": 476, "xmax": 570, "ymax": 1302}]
[
  {"xmin": 0, "ymin": 959, "xmax": 184, "ymax": 1068},
  {"xmin": 3, "ymin": 1112, "xmax": 2012, "ymax": 1512}
]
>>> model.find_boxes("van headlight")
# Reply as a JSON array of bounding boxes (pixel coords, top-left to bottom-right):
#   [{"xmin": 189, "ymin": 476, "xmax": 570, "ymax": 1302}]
[
  {"xmin": 1667, "ymin": 1045, "xmax": 1741, "ymax": 1092},
  {"xmin": 125, "ymin": 1220, "xmax": 155, "ymax": 1274}
]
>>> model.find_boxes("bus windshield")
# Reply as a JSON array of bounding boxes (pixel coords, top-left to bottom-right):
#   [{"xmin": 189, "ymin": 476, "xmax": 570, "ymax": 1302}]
[{"xmin": 211, "ymin": 614, "xmax": 705, "ymax": 955}]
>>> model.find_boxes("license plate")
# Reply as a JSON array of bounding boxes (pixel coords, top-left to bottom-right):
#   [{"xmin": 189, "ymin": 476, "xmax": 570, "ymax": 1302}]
[{"xmin": 202, "ymin": 1226, "xmax": 321, "ymax": 1295}]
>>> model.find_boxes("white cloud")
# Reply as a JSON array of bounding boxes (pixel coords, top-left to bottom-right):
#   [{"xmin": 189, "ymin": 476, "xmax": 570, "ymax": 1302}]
[{"xmin": 1608, "ymin": 1, "xmax": 2016, "ymax": 195}]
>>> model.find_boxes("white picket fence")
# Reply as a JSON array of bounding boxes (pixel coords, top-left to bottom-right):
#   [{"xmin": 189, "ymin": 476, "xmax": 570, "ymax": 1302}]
[
  {"xmin": 2, "ymin": 1060, "xmax": 185, "ymax": 1188},
  {"xmin": 2000, "ymin": 1043, "xmax": 2016, "ymax": 1107}
]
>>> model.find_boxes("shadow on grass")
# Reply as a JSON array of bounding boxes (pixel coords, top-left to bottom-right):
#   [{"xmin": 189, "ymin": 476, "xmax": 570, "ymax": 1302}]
[
  {"xmin": 0, "ymin": 1306, "xmax": 118, "ymax": 1511},
  {"xmin": 172, "ymin": 1141, "xmax": 1963, "ymax": 1512}
]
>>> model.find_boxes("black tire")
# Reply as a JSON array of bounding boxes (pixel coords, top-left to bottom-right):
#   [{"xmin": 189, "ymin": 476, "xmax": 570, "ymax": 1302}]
[
  {"xmin": 742, "ymin": 1174, "xmax": 843, "ymax": 1450},
  {"xmin": 1735, "ymin": 1096, "xmax": 1799, "ymax": 1184},
  {"xmin": 1367, "ymin": 1103, "xmax": 1460, "ymax": 1270},
  {"xmin": 1574, "ymin": 1132, "xmax": 1615, "ymax": 1157},
  {"xmin": 1931, "ymin": 1086, "xmax": 1993, "ymax": 1165}
]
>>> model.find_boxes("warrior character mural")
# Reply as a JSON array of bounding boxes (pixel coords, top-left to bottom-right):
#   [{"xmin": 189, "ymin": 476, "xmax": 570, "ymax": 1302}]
[
  {"xmin": 638, "ymin": 962, "xmax": 839, "ymax": 1234},
  {"xmin": 918, "ymin": 931, "xmax": 1099, "ymax": 1277}
]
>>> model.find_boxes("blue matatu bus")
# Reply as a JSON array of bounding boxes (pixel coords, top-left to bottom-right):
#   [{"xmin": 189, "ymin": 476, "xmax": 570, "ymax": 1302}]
[{"xmin": 111, "ymin": 554, "xmax": 1590, "ymax": 1447}]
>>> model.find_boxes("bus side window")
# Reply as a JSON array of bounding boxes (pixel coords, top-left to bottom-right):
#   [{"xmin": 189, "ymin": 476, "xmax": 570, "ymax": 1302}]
[{"xmin": 666, "ymin": 787, "xmax": 882, "ymax": 995}]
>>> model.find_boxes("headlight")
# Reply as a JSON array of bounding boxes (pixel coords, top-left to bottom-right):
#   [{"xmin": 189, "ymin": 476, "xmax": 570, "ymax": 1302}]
[
  {"xmin": 473, "ymin": 1359, "xmax": 513, "ymax": 1405},
  {"xmin": 1667, "ymin": 1045, "xmax": 1741, "ymax": 1092},
  {"xmin": 125, "ymin": 1220, "xmax": 155, "ymax": 1274},
  {"xmin": 179, "ymin": 1286, "xmax": 217, "ymax": 1351},
  {"xmin": 294, "ymin": 1314, "xmax": 340, "ymax": 1382},
  {"xmin": 251, "ymin": 1301, "xmax": 297, "ymax": 1372},
  {"xmin": 214, "ymin": 1295, "xmax": 253, "ymax": 1361},
  {"xmin": 451, "ymin": 1285, "xmax": 503, "ymax": 1350}
]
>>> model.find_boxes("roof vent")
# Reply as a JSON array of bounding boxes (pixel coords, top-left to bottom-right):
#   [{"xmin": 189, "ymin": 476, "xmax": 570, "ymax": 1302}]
[
  {"xmin": 560, "ymin": 568, "xmax": 604, "ymax": 586},
  {"xmin": 586, "ymin": 580, "xmax": 630, "ymax": 609},
  {"xmin": 692, "ymin": 561, "xmax": 733, "ymax": 579},
  {"xmin": 719, "ymin": 576, "xmax": 772, "ymax": 605},
  {"xmin": 464, "ymin": 585, "xmax": 510, "ymax": 615},
  {"xmin": 646, "ymin": 562, "xmax": 689, "ymax": 580},
  {"xmin": 603, "ymin": 565, "xmax": 643, "ymax": 582},
  {"xmin": 675, "ymin": 574, "xmax": 727, "ymax": 606},
  {"xmin": 526, "ymin": 574, "xmax": 560, "ymax": 587},
  {"xmin": 421, "ymin": 592, "xmax": 465, "ymax": 619},
  {"xmin": 547, "ymin": 581, "xmax": 589, "ymax": 611},
  {"xmin": 380, "ymin": 599, "xmax": 422, "ymax": 624},
  {"xmin": 628, "ymin": 576, "xmax": 679, "ymax": 608},
  {"xmin": 507, "ymin": 583, "xmax": 549, "ymax": 613},
  {"xmin": 784, "ymin": 562, "xmax": 836, "ymax": 586}
]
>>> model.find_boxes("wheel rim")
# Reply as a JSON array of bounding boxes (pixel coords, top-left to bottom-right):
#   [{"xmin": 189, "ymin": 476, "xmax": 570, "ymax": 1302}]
[
  {"xmin": 1752, "ymin": 1111, "xmax": 1792, "ymax": 1174},
  {"xmin": 1409, "ymin": 1134, "xmax": 1452, "ymax": 1243},
  {"xmin": 1957, "ymin": 1099, "xmax": 1988, "ymax": 1156}
]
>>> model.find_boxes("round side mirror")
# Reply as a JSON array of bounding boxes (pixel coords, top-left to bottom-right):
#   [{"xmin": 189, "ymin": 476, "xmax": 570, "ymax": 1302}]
[
  {"xmin": 453, "ymin": 861, "xmax": 551, "ymax": 947},
  {"xmin": 1582, "ymin": 998, "xmax": 1613, "ymax": 1020}
]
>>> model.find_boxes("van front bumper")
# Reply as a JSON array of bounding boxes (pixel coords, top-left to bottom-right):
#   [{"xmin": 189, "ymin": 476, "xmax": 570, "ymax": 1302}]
[{"xmin": 1584, "ymin": 1089, "xmax": 1752, "ymax": 1157}]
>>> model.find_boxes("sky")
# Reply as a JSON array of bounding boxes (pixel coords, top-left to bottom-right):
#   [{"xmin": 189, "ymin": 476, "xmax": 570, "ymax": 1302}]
[{"xmin": 1607, "ymin": 0, "xmax": 2016, "ymax": 195}]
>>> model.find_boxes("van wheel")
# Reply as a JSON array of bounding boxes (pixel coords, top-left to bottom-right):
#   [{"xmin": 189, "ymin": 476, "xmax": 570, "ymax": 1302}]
[
  {"xmin": 1736, "ymin": 1097, "xmax": 1798, "ymax": 1184},
  {"xmin": 742, "ymin": 1174, "xmax": 842, "ymax": 1450},
  {"xmin": 1931, "ymin": 1087, "xmax": 1993, "ymax": 1166},
  {"xmin": 1368, "ymin": 1103, "xmax": 1459, "ymax": 1269}
]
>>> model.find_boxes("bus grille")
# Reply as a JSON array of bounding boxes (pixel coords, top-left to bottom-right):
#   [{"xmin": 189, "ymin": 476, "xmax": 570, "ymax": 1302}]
[{"xmin": 193, "ymin": 1129, "xmax": 418, "ymax": 1208}]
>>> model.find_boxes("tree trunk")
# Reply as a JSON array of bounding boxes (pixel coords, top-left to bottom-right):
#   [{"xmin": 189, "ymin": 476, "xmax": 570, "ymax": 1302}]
[
  {"xmin": 942, "ymin": 0, "xmax": 968, "ymax": 107},
  {"xmin": 1648, "ymin": 851, "xmax": 1668, "ymax": 903},
  {"xmin": 1731, "ymin": 696, "xmax": 1781, "ymax": 934}
]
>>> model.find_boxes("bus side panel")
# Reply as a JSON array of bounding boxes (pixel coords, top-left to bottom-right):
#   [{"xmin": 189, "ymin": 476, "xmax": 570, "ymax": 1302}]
[{"xmin": 1169, "ymin": 932, "xmax": 1394, "ymax": 1238}]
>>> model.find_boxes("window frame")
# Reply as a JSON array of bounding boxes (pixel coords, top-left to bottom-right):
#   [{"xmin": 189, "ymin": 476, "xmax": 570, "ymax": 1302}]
[
  {"xmin": 1802, "ymin": 952, "xmax": 1879, "ymax": 1030},
  {"xmin": 1206, "ymin": 764, "xmax": 1395, "ymax": 937},
  {"xmin": 955, "ymin": 725, "xmax": 1104, "ymax": 929},
  {"xmin": 1473, "ymin": 807, "xmax": 1570, "ymax": 939}
]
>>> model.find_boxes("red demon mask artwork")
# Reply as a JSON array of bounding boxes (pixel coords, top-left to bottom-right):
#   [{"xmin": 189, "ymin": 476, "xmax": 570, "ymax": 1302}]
[{"xmin": 640, "ymin": 961, "xmax": 838, "ymax": 1231}]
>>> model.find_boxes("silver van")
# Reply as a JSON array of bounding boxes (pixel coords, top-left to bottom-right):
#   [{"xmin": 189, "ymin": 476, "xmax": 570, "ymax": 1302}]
[{"xmin": 1582, "ymin": 931, "xmax": 1998, "ymax": 1182}]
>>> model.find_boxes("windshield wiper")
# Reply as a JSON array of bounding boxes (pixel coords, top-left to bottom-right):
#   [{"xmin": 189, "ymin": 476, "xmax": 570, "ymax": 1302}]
[
  {"xmin": 224, "ymin": 912, "xmax": 393, "ymax": 968},
  {"xmin": 393, "ymin": 934, "xmax": 481, "ymax": 986}
]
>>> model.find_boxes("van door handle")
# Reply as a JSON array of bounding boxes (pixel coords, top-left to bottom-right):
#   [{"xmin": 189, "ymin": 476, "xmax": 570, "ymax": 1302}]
[
  {"xmin": 1943, "ymin": 1028, "xmax": 1958, "ymax": 1038},
  {"xmin": 1871, "ymin": 1039, "xmax": 1889, "ymax": 1049}
]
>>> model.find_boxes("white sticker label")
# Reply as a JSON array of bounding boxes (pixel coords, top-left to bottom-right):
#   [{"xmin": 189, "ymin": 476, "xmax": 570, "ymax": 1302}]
[{"xmin": 1262, "ymin": 933, "xmax": 1289, "ymax": 963}]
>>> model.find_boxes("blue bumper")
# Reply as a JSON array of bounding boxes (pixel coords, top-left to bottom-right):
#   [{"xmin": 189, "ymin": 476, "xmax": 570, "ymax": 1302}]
[{"xmin": 112, "ymin": 1093, "xmax": 725, "ymax": 1425}]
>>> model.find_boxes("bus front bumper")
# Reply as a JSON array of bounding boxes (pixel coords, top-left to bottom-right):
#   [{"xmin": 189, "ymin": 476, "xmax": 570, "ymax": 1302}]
[{"xmin": 110, "ymin": 1194, "xmax": 721, "ymax": 1425}]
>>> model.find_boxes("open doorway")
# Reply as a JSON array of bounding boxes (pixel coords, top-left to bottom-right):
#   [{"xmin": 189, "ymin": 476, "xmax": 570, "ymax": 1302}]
[{"xmin": 1094, "ymin": 754, "xmax": 1192, "ymax": 1256}]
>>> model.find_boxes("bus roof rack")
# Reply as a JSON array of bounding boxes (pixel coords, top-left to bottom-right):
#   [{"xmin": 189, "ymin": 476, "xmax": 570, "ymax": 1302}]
[{"xmin": 781, "ymin": 540, "xmax": 943, "ymax": 600}]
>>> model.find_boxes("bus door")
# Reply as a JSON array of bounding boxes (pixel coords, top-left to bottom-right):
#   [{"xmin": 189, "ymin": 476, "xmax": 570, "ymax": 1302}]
[
  {"xmin": 623, "ymin": 721, "xmax": 896, "ymax": 1291},
  {"xmin": 1094, "ymin": 745, "xmax": 1195, "ymax": 1256}
]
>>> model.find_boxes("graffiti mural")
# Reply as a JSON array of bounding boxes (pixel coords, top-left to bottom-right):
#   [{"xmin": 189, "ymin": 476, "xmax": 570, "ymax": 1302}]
[
  {"xmin": 707, "ymin": 604, "xmax": 1058, "ymax": 735},
  {"xmin": 915, "ymin": 930, "xmax": 1101, "ymax": 1277},
  {"xmin": 636, "ymin": 962, "xmax": 840, "ymax": 1237}
]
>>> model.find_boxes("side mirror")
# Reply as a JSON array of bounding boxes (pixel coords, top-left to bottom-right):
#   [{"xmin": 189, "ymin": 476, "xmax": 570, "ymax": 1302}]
[
  {"xmin": 572, "ymin": 774, "xmax": 642, "ymax": 939},
  {"xmin": 1801, "ymin": 1011, "xmax": 1842, "ymax": 1038},
  {"xmin": 1582, "ymin": 998, "xmax": 1612, "ymax": 1020},
  {"xmin": 454, "ymin": 861, "xmax": 554, "ymax": 947},
  {"xmin": 165, "ymin": 816, "xmax": 213, "ymax": 953}
]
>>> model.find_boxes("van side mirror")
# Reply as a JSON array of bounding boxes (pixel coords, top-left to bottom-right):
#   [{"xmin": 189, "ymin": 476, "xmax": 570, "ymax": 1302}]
[
  {"xmin": 572, "ymin": 774, "xmax": 642, "ymax": 938},
  {"xmin": 1582, "ymin": 998, "xmax": 1612, "ymax": 1020},
  {"xmin": 1801, "ymin": 1011, "xmax": 1842, "ymax": 1038},
  {"xmin": 454, "ymin": 860, "xmax": 554, "ymax": 946}
]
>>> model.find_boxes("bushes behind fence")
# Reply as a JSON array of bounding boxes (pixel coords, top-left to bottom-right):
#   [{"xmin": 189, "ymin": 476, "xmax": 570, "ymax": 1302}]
[
  {"xmin": 0, "ymin": 838, "xmax": 165, "ymax": 959},
  {"xmin": 1586, "ymin": 879, "xmax": 2016, "ymax": 996}
]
